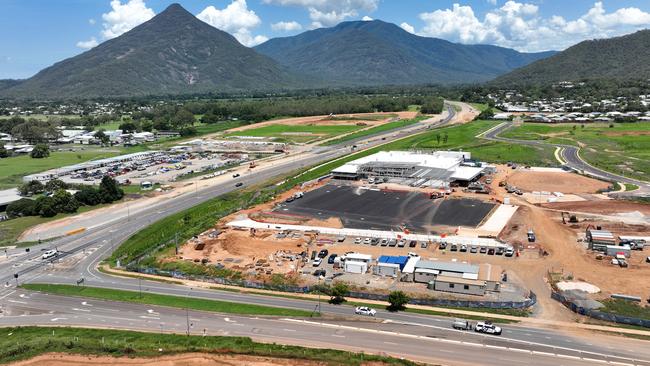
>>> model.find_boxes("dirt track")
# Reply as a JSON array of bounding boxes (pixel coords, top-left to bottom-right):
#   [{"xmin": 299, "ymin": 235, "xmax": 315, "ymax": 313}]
[{"xmin": 9, "ymin": 353, "xmax": 339, "ymax": 366}]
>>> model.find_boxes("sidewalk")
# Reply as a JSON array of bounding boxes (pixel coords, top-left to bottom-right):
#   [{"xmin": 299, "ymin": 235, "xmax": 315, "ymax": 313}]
[{"xmin": 100, "ymin": 265, "xmax": 650, "ymax": 338}]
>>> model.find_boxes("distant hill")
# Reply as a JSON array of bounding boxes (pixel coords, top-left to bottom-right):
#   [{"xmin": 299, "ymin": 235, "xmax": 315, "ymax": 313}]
[
  {"xmin": 0, "ymin": 79, "xmax": 21, "ymax": 91},
  {"xmin": 493, "ymin": 29, "xmax": 650, "ymax": 85},
  {"xmin": 255, "ymin": 20, "xmax": 555, "ymax": 86},
  {"xmin": 0, "ymin": 4, "xmax": 302, "ymax": 99}
]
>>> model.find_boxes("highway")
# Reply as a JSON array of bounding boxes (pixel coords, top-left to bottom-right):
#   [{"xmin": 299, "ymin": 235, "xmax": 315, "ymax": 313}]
[
  {"xmin": 482, "ymin": 121, "xmax": 650, "ymax": 196},
  {"xmin": 2, "ymin": 104, "xmax": 650, "ymax": 365}
]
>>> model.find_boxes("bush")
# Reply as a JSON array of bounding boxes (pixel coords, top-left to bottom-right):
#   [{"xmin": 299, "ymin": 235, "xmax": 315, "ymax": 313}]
[
  {"xmin": 44, "ymin": 179, "xmax": 68, "ymax": 192},
  {"xmin": 328, "ymin": 282, "xmax": 349, "ymax": 305},
  {"xmin": 30, "ymin": 144, "xmax": 50, "ymax": 158},
  {"xmin": 51, "ymin": 189, "xmax": 80, "ymax": 214},
  {"xmin": 75, "ymin": 186, "xmax": 102, "ymax": 206},
  {"xmin": 6, "ymin": 198, "xmax": 37, "ymax": 218},
  {"xmin": 387, "ymin": 290, "xmax": 410, "ymax": 312},
  {"xmin": 34, "ymin": 196, "xmax": 57, "ymax": 217},
  {"xmin": 99, "ymin": 176, "xmax": 124, "ymax": 203},
  {"xmin": 19, "ymin": 180, "xmax": 44, "ymax": 196}
]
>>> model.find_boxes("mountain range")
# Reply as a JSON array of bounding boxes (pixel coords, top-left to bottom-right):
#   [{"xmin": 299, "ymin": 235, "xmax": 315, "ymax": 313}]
[
  {"xmin": 1, "ymin": 3, "xmax": 647, "ymax": 99},
  {"xmin": 255, "ymin": 20, "xmax": 555, "ymax": 86},
  {"xmin": 493, "ymin": 29, "xmax": 650, "ymax": 85}
]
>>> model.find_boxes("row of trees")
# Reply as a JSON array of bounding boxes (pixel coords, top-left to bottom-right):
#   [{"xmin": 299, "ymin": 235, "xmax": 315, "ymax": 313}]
[
  {"xmin": 8, "ymin": 177, "xmax": 124, "ymax": 218},
  {"xmin": 325, "ymin": 282, "xmax": 410, "ymax": 312}
]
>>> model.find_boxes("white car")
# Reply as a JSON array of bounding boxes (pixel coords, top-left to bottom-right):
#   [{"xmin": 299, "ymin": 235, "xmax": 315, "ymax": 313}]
[
  {"xmin": 312, "ymin": 258, "xmax": 322, "ymax": 267},
  {"xmin": 42, "ymin": 249, "xmax": 58, "ymax": 260},
  {"xmin": 363, "ymin": 238, "xmax": 372, "ymax": 245},
  {"xmin": 474, "ymin": 321, "xmax": 502, "ymax": 335},
  {"xmin": 354, "ymin": 237, "xmax": 362, "ymax": 244},
  {"xmin": 354, "ymin": 306, "xmax": 376, "ymax": 316}
]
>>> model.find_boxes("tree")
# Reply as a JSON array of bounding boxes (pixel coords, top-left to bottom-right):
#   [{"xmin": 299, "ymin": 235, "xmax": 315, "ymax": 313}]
[
  {"xmin": 34, "ymin": 196, "xmax": 57, "ymax": 217},
  {"xmin": 387, "ymin": 290, "xmax": 410, "ymax": 312},
  {"xmin": 172, "ymin": 108, "xmax": 195, "ymax": 130},
  {"xmin": 477, "ymin": 107, "xmax": 495, "ymax": 120},
  {"xmin": 52, "ymin": 189, "xmax": 79, "ymax": 214},
  {"xmin": 45, "ymin": 179, "xmax": 68, "ymax": 192},
  {"xmin": 94, "ymin": 129, "xmax": 110, "ymax": 146},
  {"xmin": 99, "ymin": 176, "xmax": 124, "ymax": 203},
  {"xmin": 6, "ymin": 198, "xmax": 37, "ymax": 218},
  {"xmin": 435, "ymin": 133, "xmax": 441, "ymax": 145},
  {"xmin": 442, "ymin": 132, "xmax": 449, "ymax": 144},
  {"xmin": 328, "ymin": 282, "xmax": 349, "ymax": 304},
  {"xmin": 0, "ymin": 143, "xmax": 8, "ymax": 158},
  {"xmin": 140, "ymin": 119, "xmax": 154, "ymax": 132},
  {"xmin": 74, "ymin": 186, "xmax": 102, "ymax": 206},
  {"xmin": 19, "ymin": 180, "xmax": 44, "ymax": 196},
  {"xmin": 30, "ymin": 144, "xmax": 50, "ymax": 158},
  {"xmin": 119, "ymin": 120, "xmax": 138, "ymax": 133}
]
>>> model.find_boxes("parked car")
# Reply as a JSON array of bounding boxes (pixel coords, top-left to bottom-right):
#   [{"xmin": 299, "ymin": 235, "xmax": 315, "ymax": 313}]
[
  {"xmin": 285, "ymin": 196, "xmax": 295, "ymax": 203},
  {"xmin": 232, "ymin": 173, "xmax": 240, "ymax": 178},
  {"xmin": 371, "ymin": 238, "xmax": 380, "ymax": 246},
  {"xmin": 313, "ymin": 269, "xmax": 326, "ymax": 277},
  {"xmin": 420, "ymin": 241, "xmax": 428, "ymax": 249},
  {"xmin": 354, "ymin": 237, "xmax": 362, "ymax": 244},
  {"xmin": 646, "ymin": 256, "xmax": 650, "ymax": 263},
  {"xmin": 439, "ymin": 242, "xmax": 447, "ymax": 250},
  {"xmin": 312, "ymin": 258, "xmax": 322, "ymax": 267},
  {"xmin": 505, "ymin": 247, "xmax": 515, "ymax": 257},
  {"xmin": 42, "ymin": 249, "xmax": 58, "ymax": 260},
  {"xmin": 480, "ymin": 247, "xmax": 488, "ymax": 254},
  {"xmin": 409, "ymin": 240, "xmax": 417, "ymax": 248},
  {"xmin": 363, "ymin": 238, "xmax": 372, "ymax": 245},
  {"xmin": 380, "ymin": 239, "xmax": 388, "ymax": 246},
  {"xmin": 327, "ymin": 254, "xmax": 338, "ymax": 264},
  {"xmin": 460, "ymin": 244, "xmax": 468, "ymax": 252},
  {"xmin": 235, "ymin": 182, "xmax": 243, "ymax": 187},
  {"xmin": 470, "ymin": 246, "xmax": 478, "ymax": 253},
  {"xmin": 318, "ymin": 249, "xmax": 329, "ymax": 258},
  {"xmin": 450, "ymin": 244, "xmax": 458, "ymax": 251},
  {"xmin": 527, "ymin": 230, "xmax": 536, "ymax": 242},
  {"xmin": 495, "ymin": 247, "xmax": 504, "ymax": 255},
  {"xmin": 452, "ymin": 319, "xmax": 472, "ymax": 330},
  {"xmin": 354, "ymin": 306, "xmax": 376, "ymax": 317},
  {"xmin": 487, "ymin": 248, "xmax": 496, "ymax": 255},
  {"xmin": 388, "ymin": 239, "xmax": 397, "ymax": 247},
  {"xmin": 475, "ymin": 321, "xmax": 502, "ymax": 335},
  {"xmin": 398, "ymin": 239, "xmax": 406, "ymax": 247},
  {"xmin": 310, "ymin": 251, "xmax": 317, "ymax": 260}
]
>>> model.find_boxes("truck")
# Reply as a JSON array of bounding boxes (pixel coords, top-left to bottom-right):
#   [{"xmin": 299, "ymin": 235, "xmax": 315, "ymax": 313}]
[
  {"xmin": 475, "ymin": 321, "xmax": 502, "ymax": 335},
  {"xmin": 527, "ymin": 230, "xmax": 536, "ymax": 242}
]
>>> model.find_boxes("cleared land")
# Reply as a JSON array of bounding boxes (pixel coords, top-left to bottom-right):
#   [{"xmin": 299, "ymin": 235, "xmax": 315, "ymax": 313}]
[
  {"xmin": 507, "ymin": 171, "xmax": 610, "ymax": 194},
  {"xmin": 0, "ymin": 327, "xmax": 413, "ymax": 366},
  {"xmin": 501, "ymin": 122, "xmax": 650, "ymax": 182},
  {"xmin": 21, "ymin": 284, "xmax": 313, "ymax": 317},
  {"xmin": 226, "ymin": 124, "xmax": 363, "ymax": 143}
]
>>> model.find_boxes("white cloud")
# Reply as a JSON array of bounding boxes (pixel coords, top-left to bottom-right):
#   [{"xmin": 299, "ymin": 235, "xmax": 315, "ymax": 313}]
[
  {"xmin": 487, "ymin": 0, "xmax": 497, "ymax": 5},
  {"xmin": 361, "ymin": 16, "xmax": 373, "ymax": 21},
  {"xmin": 263, "ymin": 0, "xmax": 378, "ymax": 28},
  {"xmin": 417, "ymin": 1, "xmax": 650, "ymax": 52},
  {"xmin": 271, "ymin": 21, "xmax": 303, "ymax": 31},
  {"xmin": 101, "ymin": 0, "xmax": 155, "ymax": 39},
  {"xmin": 88, "ymin": 18, "xmax": 96, "ymax": 25},
  {"xmin": 197, "ymin": 0, "xmax": 268, "ymax": 46},
  {"xmin": 400, "ymin": 22, "xmax": 415, "ymax": 34},
  {"xmin": 76, "ymin": 37, "xmax": 99, "ymax": 49}
]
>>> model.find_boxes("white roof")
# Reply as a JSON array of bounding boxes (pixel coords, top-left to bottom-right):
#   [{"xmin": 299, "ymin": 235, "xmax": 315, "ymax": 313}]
[
  {"xmin": 333, "ymin": 150, "xmax": 469, "ymax": 174},
  {"xmin": 332, "ymin": 164, "xmax": 359, "ymax": 174},
  {"xmin": 401, "ymin": 256, "xmax": 420, "ymax": 274},
  {"xmin": 451, "ymin": 166, "xmax": 484, "ymax": 181},
  {"xmin": 344, "ymin": 253, "xmax": 372, "ymax": 261}
]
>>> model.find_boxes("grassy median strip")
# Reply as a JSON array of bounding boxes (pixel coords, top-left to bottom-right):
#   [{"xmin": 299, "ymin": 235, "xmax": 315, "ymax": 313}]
[
  {"xmin": 21, "ymin": 284, "xmax": 315, "ymax": 317},
  {"xmin": 0, "ymin": 327, "xmax": 416, "ymax": 365}
]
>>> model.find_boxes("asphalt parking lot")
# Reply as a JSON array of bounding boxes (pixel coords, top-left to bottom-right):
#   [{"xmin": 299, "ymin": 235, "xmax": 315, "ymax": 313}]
[{"xmin": 277, "ymin": 185, "xmax": 495, "ymax": 233}]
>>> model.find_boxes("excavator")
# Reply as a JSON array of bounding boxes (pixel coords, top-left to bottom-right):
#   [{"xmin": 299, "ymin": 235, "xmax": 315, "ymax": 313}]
[{"xmin": 561, "ymin": 211, "xmax": 578, "ymax": 224}]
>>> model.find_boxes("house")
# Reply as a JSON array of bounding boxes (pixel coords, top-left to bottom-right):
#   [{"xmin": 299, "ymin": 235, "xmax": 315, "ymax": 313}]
[
  {"xmin": 413, "ymin": 260, "xmax": 479, "ymax": 284},
  {"xmin": 430, "ymin": 276, "xmax": 487, "ymax": 296}
]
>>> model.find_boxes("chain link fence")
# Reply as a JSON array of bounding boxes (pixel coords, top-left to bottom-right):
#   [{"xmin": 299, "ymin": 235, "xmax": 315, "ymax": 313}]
[{"xmin": 552, "ymin": 291, "xmax": 650, "ymax": 328}]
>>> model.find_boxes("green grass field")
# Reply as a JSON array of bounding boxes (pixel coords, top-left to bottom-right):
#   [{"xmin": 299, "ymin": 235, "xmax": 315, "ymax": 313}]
[
  {"xmin": 21, "ymin": 284, "xmax": 314, "ymax": 317},
  {"xmin": 502, "ymin": 122, "xmax": 650, "ymax": 181},
  {"xmin": 0, "ymin": 149, "xmax": 124, "ymax": 189},
  {"xmin": 323, "ymin": 116, "xmax": 426, "ymax": 146},
  {"xmin": 226, "ymin": 124, "xmax": 363, "ymax": 143},
  {"xmin": 0, "ymin": 327, "xmax": 415, "ymax": 365}
]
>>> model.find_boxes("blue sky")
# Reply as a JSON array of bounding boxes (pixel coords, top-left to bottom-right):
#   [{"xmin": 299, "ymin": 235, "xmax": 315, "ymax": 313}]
[{"xmin": 1, "ymin": 0, "xmax": 650, "ymax": 79}]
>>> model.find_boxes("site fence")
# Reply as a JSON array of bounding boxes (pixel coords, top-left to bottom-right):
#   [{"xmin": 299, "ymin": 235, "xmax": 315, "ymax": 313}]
[
  {"xmin": 131, "ymin": 266, "xmax": 536, "ymax": 309},
  {"xmin": 551, "ymin": 291, "xmax": 650, "ymax": 328}
]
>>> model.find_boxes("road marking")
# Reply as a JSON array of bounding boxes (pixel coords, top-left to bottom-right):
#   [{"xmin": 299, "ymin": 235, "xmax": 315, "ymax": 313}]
[
  {"xmin": 532, "ymin": 351, "xmax": 554, "ymax": 357},
  {"xmin": 0, "ymin": 290, "xmax": 16, "ymax": 300},
  {"xmin": 581, "ymin": 358, "xmax": 607, "ymax": 364},
  {"xmin": 282, "ymin": 329, "xmax": 296, "ymax": 332},
  {"xmin": 331, "ymin": 334, "xmax": 346, "ymax": 338},
  {"xmin": 139, "ymin": 315, "xmax": 160, "ymax": 320},
  {"xmin": 71, "ymin": 308, "xmax": 91, "ymax": 312},
  {"xmin": 7, "ymin": 300, "xmax": 27, "ymax": 304},
  {"xmin": 383, "ymin": 341, "xmax": 397, "ymax": 345},
  {"xmin": 50, "ymin": 318, "xmax": 67, "ymax": 321}
]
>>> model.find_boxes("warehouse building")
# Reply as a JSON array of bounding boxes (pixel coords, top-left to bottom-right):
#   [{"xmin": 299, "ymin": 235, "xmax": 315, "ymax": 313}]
[
  {"xmin": 331, "ymin": 150, "xmax": 485, "ymax": 188},
  {"xmin": 413, "ymin": 260, "xmax": 479, "ymax": 283},
  {"xmin": 431, "ymin": 276, "xmax": 488, "ymax": 296}
]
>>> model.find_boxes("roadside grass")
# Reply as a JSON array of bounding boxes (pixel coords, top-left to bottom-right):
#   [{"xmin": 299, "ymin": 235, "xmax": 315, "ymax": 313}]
[
  {"xmin": 407, "ymin": 105, "xmax": 421, "ymax": 112},
  {"xmin": 501, "ymin": 122, "xmax": 650, "ymax": 181},
  {"xmin": 226, "ymin": 124, "xmax": 362, "ymax": 143},
  {"xmin": 0, "ymin": 150, "xmax": 122, "ymax": 189},
  {"xmin": 21, "ymin": 284, "xmax": 315, "ymax": 317},
  {"xmin": 624, "ymin": 183, "xmax": 639, "ymax": 191},
  {"xmin": 0, "ymin": 327, "xmax": 416, "ymax": 366},
  {"xmin": 322, "ymin": 116, "xmax": 426, "ymax": 146},
  {"xmin": 598, "ymin": 299, "xmax": 650, "ymax": 321}
]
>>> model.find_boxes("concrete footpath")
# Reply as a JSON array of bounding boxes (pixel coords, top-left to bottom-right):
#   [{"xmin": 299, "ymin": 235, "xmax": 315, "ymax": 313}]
[{"xmin": 101, "ymin": 265, "xmax": 650, "ymax": 338}]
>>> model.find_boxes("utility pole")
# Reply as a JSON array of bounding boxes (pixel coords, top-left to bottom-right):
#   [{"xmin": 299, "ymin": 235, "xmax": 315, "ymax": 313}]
[
  {"xmin": 138, "ymin": 276, "xmax": 142, "ymax": 298},
  {"xmin": 186, "ymin": 287, "xmax": 192, "ymax": 336}
]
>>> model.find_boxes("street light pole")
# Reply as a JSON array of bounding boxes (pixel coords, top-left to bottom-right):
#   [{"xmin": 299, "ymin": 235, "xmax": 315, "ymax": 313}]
[{"xmin": 186, "ymin": 287, "xmax": 192, "ymax": 336}]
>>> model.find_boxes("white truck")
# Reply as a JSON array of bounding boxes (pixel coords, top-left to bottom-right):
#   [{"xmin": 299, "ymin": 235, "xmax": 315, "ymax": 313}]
[{"xmin": 474, "ymin": 321, "xmax": 502, "ymax": 335}]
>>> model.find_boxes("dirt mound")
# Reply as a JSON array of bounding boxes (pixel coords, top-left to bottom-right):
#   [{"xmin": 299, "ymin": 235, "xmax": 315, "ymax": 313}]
[
  {"xmin": 507, "ymin": 171, "xmax": 610, "ymax": 194},
  {"xmin": 9, "ymin": 353, "xmax": 334, "ymax": 366}
]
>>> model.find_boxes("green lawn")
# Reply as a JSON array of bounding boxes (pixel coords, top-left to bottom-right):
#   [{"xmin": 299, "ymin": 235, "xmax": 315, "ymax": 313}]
[
  {"xmin": 0, "ymin": 149, "xmax": 123, "ymax": 189},
  {"xmin": 0, "ymin": 327, "xmax": 415, "ymax": 366},
  {"xmin": 21, "ymin": 284, "xmax": 314, "ymax": 317},
  {"xmin": 501, "ymin": 122, "xmax": 650, "ymax": 181},
  {"xmin": 226, "ymin": 124, "xmax": 363, "ymax": 143},
  {"xmin": 599, "ymin": 299, "xmax": 650, "ymax": 321},
  {"xmin": 323, "ymin": 116, "xmax": 426, "ymax": 146},
  {"xmin": 624, "ymin": 183, "xmax": 640, "ymax": 191}
]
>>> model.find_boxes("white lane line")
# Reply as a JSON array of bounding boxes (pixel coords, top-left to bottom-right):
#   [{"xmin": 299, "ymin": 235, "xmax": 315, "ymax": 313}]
[
  {"xmin": 0, "ymin": 290, "xmax": 16, "ymax": 300},
  {"xmin": 282, "ymin": 329, "xmax": 296, "ymax": 332},
  {"xmin": 139, "ymin": 315, "xmax": 160, "ymax": 320},
  {"xmin": 383, "ymin": 341, "xmax": 397, "ymax": 345},
  {"xmin": 331, "ymin": 335, "xmax": 346, "ymax": 338},
  {"xmin": 7, "ymin": 300, "xmax": 27, "ymax": 304},
  {"xmin": 71, "ymin": 308, "xmax": 91, "ymax": 312}
]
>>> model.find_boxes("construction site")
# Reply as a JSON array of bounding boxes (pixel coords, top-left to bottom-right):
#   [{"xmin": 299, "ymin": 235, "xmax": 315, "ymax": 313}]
[{"xmin": 168, "ymin": 150, "xmax": 650, "ymax": 307}]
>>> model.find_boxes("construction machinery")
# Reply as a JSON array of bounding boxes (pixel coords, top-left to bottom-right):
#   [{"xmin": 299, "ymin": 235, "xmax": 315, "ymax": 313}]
[{"xmin": 561, "ymin": 211, "xmax": 578, "ymax": 224}]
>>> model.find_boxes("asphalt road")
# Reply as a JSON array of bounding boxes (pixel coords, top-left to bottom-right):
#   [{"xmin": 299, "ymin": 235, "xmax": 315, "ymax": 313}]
[
  {"xmin": 483, "ymin": 122, "xmax": 650, "ymax": 196},
  {"xmin": 2, "ymin": 105, "xmax": 649, "ymax": 365}
]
